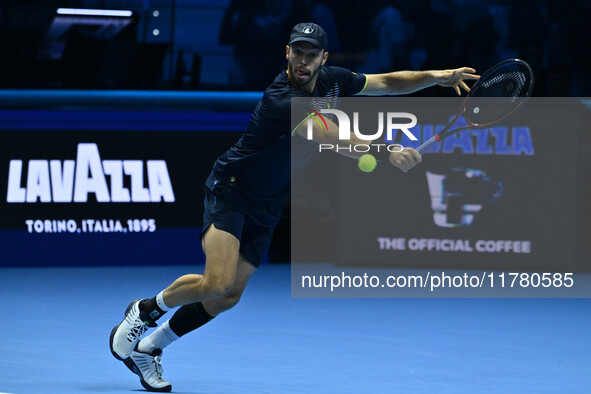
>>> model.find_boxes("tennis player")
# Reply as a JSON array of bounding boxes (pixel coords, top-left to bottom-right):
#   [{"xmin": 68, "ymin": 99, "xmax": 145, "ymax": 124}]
[{"xmin": 110, "ymin": 23, "xmax": 479, "ymax": 392}]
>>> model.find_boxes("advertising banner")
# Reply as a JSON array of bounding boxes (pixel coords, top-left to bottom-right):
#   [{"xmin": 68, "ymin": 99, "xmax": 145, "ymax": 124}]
[{"xmin": 0, "ymin": 110, "xmax": 244, "ymax": 266}]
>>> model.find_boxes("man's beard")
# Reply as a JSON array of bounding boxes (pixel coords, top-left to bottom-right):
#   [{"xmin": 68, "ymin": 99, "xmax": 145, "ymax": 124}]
[{"xmin": 289, "ymin": 63, "xmax": 322, "ymax": 89}]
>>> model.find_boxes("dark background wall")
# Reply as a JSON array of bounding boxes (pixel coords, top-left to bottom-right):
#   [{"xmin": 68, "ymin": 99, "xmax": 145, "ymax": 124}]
[{"xmin": 1, "ymin": 0, "xmax": 590, "ymax": 95}]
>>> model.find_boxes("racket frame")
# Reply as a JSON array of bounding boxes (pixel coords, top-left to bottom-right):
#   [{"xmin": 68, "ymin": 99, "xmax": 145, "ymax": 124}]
[{"xmin": 415, "ymin": 59, "xmax": 534, "ymax": 154}]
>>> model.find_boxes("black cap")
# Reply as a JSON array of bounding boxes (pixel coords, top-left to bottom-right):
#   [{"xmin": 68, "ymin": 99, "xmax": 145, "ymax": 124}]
[{"xmin": 288, "ymin": 23, "xmax": 328, "ymax": 50}]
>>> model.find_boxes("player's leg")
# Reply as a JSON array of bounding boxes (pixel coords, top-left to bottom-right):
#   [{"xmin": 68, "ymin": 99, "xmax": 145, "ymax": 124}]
[
  {"xmin": 109, "ymin": 224, "xmax": 242, "ymax": 392},
  {"xmin": 110, "ymin": 224, "xmax": 241, "ymax": 362},
  {"xmin": 202, "ymin": 254, "xmax": 256, "ymax": 316},
  {"xmin": 159, "ymin": 223, "xmax": 241, "ymax": 307},
  {"xmin": 129, "ymin": 218, "xmax": 267, "ymax": 358},
  {"xmin": 123, "ymin": 256, "xmax": 255, "ymax": 392},
  {"xmin": 138, "ymin": 255, "xmax": 255, "ymax": 353}
]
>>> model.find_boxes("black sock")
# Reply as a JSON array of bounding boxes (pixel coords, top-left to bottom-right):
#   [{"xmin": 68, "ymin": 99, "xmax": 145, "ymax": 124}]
[
  {"xmin": 168, "ymin": 302, "xmax": 214, "ymax": 337},
  {"xmin": 140, "ymin": 297, "xmax": 167, "ymax": 322}
]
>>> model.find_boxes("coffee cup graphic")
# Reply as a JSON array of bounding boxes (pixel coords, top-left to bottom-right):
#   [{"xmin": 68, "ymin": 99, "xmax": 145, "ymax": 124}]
[{"xmin": 425, "ymin": 168, "xmax": 503, "ymax": 227}]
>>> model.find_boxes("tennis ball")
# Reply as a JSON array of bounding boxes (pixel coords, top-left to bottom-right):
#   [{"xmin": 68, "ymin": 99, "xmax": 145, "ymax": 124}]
[{"xmin": 358, "ymin": 154, "xmax": 377, "ymax": 173}]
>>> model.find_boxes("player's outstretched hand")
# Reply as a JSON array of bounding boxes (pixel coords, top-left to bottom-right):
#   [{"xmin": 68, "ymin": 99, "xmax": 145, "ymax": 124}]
[
  {"xmin": 434, "ymin": 67, "xmax": 480, "ymax": 95},
  {"xmin": 388, "ymin": 147, "xmax": 422, "ymax": 173}
]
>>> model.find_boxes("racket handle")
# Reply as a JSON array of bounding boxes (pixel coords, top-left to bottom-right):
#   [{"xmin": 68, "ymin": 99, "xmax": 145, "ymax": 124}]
[{"xmin": 416, "ymin": 135, "xmax": 438, "ymax": 154}]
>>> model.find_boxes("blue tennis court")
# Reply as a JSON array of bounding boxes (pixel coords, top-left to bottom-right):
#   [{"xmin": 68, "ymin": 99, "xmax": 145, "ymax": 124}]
[{"xmin": 2, "ymin": 263, "xmax": 590, "ymax": 393}]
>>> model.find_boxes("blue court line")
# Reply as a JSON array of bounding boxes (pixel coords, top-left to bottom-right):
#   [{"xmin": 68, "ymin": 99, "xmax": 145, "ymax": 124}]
[
  {"xmin": 0, "ymin": 90, "xmax": 263, "ymax": 110},
  {"xmin": 0, "ymin": 109, "xmax": 252, "ymax": 131}
]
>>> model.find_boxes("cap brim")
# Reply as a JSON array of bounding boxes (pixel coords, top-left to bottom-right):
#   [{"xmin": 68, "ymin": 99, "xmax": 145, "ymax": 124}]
[{"xmin": 288, "ymin": 37, "xmax": 324, "ymax": 50}]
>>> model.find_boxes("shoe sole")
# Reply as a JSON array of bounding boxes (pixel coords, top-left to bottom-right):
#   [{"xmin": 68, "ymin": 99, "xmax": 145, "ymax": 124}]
[
  {"xmin": 123, "ymin": 356, "xmax": 172, "ymax": 392},
  {"xmin": 109, "ymin": 299, "xmax": 140, "ymax": 361}
]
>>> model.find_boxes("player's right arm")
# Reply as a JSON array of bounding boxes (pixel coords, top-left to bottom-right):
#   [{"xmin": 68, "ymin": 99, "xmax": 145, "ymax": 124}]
[{"xmin": 358, "ymin": 68, "xmax": 479, "ymax": 96}]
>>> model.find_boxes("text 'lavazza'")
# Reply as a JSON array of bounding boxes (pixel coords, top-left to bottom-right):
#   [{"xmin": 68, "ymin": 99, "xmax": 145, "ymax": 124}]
[{"xmin": 6, "ymin": 143, "xmax": 175, "ymax": 203}]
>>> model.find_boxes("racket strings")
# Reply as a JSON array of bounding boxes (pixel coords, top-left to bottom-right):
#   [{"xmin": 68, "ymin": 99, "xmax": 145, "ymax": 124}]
[
  {"xmin": 477, "ymin": 70, "xmax": 528, "ymax": 98},
  {"xmin": 465, "ymin": 63, "xmax": 533, "ymax": 126}
]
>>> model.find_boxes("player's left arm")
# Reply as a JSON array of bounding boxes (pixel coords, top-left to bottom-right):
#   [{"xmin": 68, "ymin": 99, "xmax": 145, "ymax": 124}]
[{"xmin": 357, "ymin": 67, "xmax": 480, "ymax": 96}]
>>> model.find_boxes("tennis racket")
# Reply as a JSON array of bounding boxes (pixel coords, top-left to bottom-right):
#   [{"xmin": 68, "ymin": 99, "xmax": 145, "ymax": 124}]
[{"xmin": 416, "ymin": 59, "xmax": 534, "ymax": 154}]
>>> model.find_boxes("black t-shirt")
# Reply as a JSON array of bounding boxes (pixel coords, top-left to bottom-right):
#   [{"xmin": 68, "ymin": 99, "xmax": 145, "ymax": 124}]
[{"xmin": 206, "ymin": 65, "xmax": 366, "ymax": 227}]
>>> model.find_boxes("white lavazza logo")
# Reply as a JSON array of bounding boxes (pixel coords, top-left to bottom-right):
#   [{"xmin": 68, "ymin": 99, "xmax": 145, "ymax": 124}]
[{"xmin": 7, "ymin": 143, "xmax": 175, "ymax": 203}]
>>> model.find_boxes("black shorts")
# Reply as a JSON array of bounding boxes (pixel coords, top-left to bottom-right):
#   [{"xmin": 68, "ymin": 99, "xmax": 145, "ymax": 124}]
[{"xmin": 201, "ymin": 188, "xmax": 274, "ymax": 267}]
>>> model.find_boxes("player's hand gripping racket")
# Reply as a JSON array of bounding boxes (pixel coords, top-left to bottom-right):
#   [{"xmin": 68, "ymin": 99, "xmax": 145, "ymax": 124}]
[{"xmin": 416, "ymin": 59, "xmax": 534, "ymax": 154}]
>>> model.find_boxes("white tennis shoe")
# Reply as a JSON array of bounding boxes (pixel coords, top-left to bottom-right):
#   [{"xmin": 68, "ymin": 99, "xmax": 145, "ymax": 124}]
[
  {"xmin": 110, "ymin": 299, "xmax": 156, "ymax": 360},
  {"xmin": 124, "ymin": 347, "xmax": 172, "ymax": 392}
]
